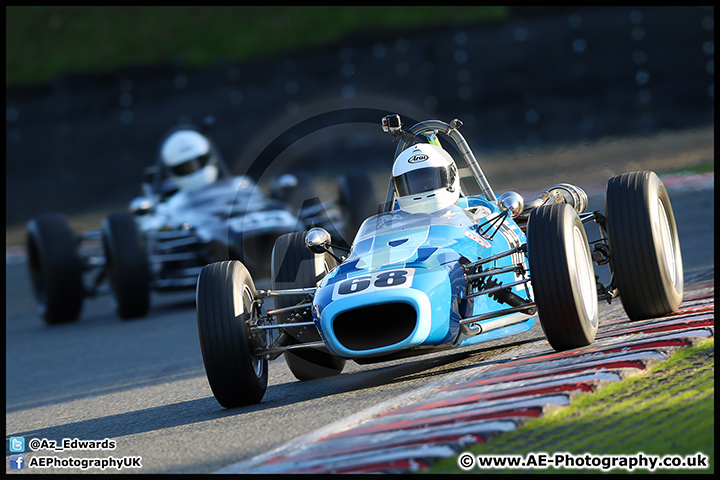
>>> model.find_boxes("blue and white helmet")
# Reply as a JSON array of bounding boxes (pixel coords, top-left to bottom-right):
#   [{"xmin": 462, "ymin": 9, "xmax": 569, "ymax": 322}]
[
  {"xmin": 161, "ymin": 129, "xmax": 218, "ymax": 191},
  {"xmin": 391, "ymin": 143, "xmax": 460, "ymax": 214}
]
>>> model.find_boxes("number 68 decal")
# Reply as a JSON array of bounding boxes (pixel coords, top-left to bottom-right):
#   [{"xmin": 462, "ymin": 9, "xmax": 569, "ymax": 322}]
[{"xmin": 332, "ymin": 269, "xmax": 415, "ymax": 299}]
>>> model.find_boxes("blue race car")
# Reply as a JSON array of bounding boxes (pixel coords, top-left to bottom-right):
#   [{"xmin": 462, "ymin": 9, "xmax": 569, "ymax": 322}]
[{"xmin": 196, "ymin": 115, "xmax": 684, "ymax": 408}]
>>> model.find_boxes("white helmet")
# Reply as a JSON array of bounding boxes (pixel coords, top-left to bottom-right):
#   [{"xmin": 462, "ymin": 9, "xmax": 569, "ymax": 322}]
[
  {"xmin": 392, "ymin": 143, "xmax": 460, "ymax": 214},
  {"xmin": 161, "ymin": 130, "xmax": 218, "ymax": 191}
]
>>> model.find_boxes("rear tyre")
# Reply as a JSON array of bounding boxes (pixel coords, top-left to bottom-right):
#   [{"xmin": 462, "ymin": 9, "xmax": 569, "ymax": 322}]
[
  {"xmin": 26, "ymin": 213, "xmax": 83, "ymax": 324},
  {"xmin": 338, "ymin": 172, "xmax": 378, "ymax": 244},
  {"xmin": 272, "ymin": 232, "xmax": 345, "ymax": 381},
  {"xmin": 102, "ymin": 212, "xmax": 150, "ymax": 319},
  {"xmin": 605, "ymin": 171, "xmax": 683, "ymax": 320},
  {"xmin": 196, "ymin": 261, "xmax": 268, "ymax": 407},
  {"xmin": 527, "ymin": 203, "xmax": 598, "ymax": 351}
]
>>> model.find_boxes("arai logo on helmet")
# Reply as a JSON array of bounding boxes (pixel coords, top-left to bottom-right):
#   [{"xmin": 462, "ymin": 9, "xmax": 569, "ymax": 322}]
[{"xmin": 408, "ymin": 154, "xmax": 429, "ymax": 164}]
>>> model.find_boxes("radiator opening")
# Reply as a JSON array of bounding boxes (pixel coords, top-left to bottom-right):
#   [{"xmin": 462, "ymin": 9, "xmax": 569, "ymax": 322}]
[{"xmin": 333, "ymin": 303, "xmax": 416, "ymax": 351}]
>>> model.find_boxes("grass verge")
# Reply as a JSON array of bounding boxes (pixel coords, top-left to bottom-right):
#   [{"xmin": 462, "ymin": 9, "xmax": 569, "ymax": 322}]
[
  {"xmin": 6, "ymin": 6, "xmax": 508, "ymax": 86},
  {"xmin": 424, "ymin": 337, "xmax": 714, "ymax": 474},
  {"xmin": 663, "ymin": 163, "xmax": 715, "ymax": 175}
]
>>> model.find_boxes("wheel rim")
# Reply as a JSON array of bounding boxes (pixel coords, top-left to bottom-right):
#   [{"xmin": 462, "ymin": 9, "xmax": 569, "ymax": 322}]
[
  {"xmin": 656, "ymin": 198, "xmax": 678, "ymax": 287},
  {"xmin": 573, "ymin": 225, "xmax": 597, "ymax": 326},
  {"xmin": 243, "ymin": 284, "xmax": 264, "ymax": 379}
]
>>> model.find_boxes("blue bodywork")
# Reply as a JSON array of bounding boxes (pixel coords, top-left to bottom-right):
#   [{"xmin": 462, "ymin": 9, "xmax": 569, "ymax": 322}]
[{"xmin": 312, "ymin": 195, "xmax": 535, "ymax": 360}]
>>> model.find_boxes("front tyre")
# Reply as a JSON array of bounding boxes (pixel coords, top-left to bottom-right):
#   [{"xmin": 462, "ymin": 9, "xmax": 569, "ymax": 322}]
[
  {"xmin": 605, "ymin": 171, "xmax": 683, "ymax": 320},
  {"xmin": 196, "ymin": 261, "xmax": 268, "ymax": 407},
  {"xmin": 102, "ymin": 212, "xmax": 150, "ymax": 319},
  {"xmin": 26, "ymin": 213, "xmax": 84, "ymax": 324},
  {"xmin": 527, "ymin": 203, "xmax": 599, "ymax": 351}
]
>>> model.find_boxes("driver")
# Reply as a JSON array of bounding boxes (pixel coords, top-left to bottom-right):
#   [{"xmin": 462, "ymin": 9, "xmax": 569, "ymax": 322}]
[
  {"xmin": 160, "ymin": 129, "xmax": 219, "ymax": 191},
  {"xmin": 391, "ymin": 143, "xmax": 460, "ymax": 214}
]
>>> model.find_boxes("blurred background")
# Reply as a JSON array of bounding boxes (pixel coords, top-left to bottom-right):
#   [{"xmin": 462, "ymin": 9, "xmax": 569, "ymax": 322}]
[{"xmin": 5, "ymin": 6, "xmax": 714, "ymax": 232}]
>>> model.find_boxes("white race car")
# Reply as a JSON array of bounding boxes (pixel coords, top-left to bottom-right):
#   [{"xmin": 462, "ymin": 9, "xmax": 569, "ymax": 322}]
[{"xmin": 26, "ymin": 124, "xmax": 378, "ymax": 324}]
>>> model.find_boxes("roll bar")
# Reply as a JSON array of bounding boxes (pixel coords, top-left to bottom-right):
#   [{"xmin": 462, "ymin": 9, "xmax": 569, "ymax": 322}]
[{"xmin": 382, "ymin": 116, "xmax": 497, "ymax": 211}]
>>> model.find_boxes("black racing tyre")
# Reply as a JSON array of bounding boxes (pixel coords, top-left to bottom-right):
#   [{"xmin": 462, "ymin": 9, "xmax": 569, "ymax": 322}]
[
  {"xmin": 338, "ymin": 172, "xmax": 378, "ymax": 244},
  {"xmin": 605, "ymin": 171, "xmax": 683, "ymax": 320},
  {"xmin": 26, "ymin": 213, "xmax": 84, "ymax": 324},
  {"xmin": 272, "ymin": 232, "xmax": 345, "ymax": 381},
  {"xmin": 527, "ymin": 203, "xmax": 599, "ymax": 351},
  {"xmin": 102, "ymin": 212, "xmax": 150, "ymax": 319},
  {"xmin": 197, "ymin": 261, "xmax": 268, "ymax": 407}
]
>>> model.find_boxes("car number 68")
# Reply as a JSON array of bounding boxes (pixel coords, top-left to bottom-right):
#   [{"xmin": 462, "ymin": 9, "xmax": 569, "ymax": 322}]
[{"xmin": 333, "ymin": 269, "xmax": 415, "ymax": 299}]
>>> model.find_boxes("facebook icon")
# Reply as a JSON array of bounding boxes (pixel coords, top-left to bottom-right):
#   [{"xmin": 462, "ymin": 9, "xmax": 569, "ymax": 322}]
[{"xmin": 10, "ymin": 455, "xmax": 25, "ymax": 470}]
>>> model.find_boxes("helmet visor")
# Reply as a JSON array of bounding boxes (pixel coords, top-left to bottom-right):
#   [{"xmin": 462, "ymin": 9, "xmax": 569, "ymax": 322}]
[
  {"xmin": 170, "ymin": 153, "xmax": 211, "ymax": 177},
  {"xmin": 393, "ymin": 166, "xmax": 455, "ymax": 197}
]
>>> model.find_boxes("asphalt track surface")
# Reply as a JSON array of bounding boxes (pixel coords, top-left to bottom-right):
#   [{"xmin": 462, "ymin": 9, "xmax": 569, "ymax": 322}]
[{"xmin": 5, "ymin": 181, "xmax": 714, "ymax": 474}]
